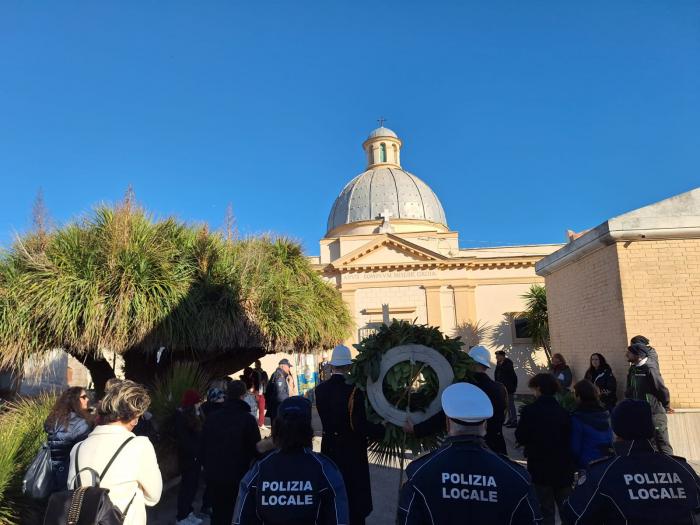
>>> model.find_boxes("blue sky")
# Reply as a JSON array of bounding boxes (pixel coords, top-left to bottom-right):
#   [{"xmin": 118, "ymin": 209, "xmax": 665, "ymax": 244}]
[{"xmin": 1, "ymin": 1, "xmax": 698, "ymax": 254}]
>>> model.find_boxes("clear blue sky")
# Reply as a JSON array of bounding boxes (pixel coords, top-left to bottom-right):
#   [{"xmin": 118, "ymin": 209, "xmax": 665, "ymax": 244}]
[{"xmin": 1, "ymin": 1, "xmax": 698, "ymax": 253}]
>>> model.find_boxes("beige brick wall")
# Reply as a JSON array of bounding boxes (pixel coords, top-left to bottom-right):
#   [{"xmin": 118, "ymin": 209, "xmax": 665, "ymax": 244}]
[
  {"xmin": 544, "ymin": 245, "xmax": 629, "ymax": 390},
  {"xmin": 616, "ymin": 239, "xmax": 700, "ymax": 408}
]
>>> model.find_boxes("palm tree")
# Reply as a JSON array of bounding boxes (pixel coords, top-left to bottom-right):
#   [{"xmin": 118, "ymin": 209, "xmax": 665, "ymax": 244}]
[
  {"xmin": 0, "ymin": 196, "xmax": 351, "ymax": 394},
  {"xmin": 521, "ymin": 284, "xmax": 552, "ymax": 364}
]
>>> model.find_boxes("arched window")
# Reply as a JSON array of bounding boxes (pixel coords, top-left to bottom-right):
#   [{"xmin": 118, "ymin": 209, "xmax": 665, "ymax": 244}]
[
  {"xmin": 380, "ymin": 143, "xmax": 387, "ymax": 163},
  {"xmin": 368, "ymin": 146, "xmax": 375, "ymax": 165},
  {"xmin": 392, "ymin": 144, "xmax": 398, "ymax": 163}
]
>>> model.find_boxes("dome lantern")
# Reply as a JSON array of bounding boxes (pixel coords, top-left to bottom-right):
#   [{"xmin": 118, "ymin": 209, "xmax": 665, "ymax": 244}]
[{"xmin": 363, "ymin": 126, "xmax": 402, "ymax": 169}]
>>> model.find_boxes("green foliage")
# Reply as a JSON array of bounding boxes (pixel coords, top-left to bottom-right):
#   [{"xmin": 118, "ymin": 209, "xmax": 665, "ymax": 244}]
[
  {"xmin": 0, "ymin": 197, "xmax": 351, "ymax": 375},
  {"xmin": 150, "ymin": 363, "xmax": 210, "ymax": 437},
  {"xmin": 521, "ymin": 284, "xmax": 551, "ymax": 364},
  {"xmin": 349, "ymin": 320, "xmax": 474, "ymax": 466},
  {"xmin": 0, "ymin": 394, "xmax": 55, "ymax": 524}
]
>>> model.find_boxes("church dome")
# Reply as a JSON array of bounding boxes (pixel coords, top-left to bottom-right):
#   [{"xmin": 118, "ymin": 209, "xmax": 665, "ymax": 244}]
[{"xmin": 326, "ymin": 126, "xmax": 448, "ymax": 235}]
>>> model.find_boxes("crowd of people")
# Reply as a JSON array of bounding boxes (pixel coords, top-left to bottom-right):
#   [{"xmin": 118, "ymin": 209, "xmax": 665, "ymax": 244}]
[{"xmin": 36, "ymin": 334, "xmax": 699, "ymax": 525}]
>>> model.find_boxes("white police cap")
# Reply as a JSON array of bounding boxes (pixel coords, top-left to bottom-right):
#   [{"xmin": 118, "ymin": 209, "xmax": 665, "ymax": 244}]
[
  {"xmin": 329, "ymin": 344, "xmax": 353, "ymax": 366},
  {"xmin": 468, "ymin": 345, "xmax": 491, "ymax": 369},
  {"xmin": 441, "ymin": 383, "xmax": 493, "ymax": 423}
]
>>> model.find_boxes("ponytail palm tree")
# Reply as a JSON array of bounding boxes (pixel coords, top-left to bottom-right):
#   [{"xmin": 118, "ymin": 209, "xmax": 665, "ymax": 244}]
[{"xmin": 0, "ymin": 200, "xmax": 351, "ymax": 393}]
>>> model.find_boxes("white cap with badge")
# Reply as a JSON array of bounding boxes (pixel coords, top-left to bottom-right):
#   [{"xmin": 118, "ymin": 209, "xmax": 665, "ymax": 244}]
[
  {"xmin": 441, "ymin": 383, "xmax": 493, "ymax": 423},
  {"xmin": 329, "ymin": 344, "xmax": 353, "ymax": 366}
]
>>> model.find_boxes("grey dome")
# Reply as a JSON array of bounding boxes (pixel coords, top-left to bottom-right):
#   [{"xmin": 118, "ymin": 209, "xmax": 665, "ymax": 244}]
[
  {"xmin": 327, "ymin": 167, "xmax": 448, "ymax": 233},
  {"xmin": 367, "ymin": 126, "xmax": 398, "ymax": 139}
]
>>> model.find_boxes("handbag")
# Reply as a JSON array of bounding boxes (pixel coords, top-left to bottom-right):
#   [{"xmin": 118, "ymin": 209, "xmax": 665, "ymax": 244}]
[
  {"xmin": 22, "ymin": 443, "xmax": 53, "ymax": 499},
  {"xmin": 43, "ymin": 437, "xmax": 136, "ymax": 525}
]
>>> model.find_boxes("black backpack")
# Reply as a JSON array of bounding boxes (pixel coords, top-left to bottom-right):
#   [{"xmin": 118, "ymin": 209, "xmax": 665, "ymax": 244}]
[{"xmin": 43, "ymin": 437, "xmax": 136, "ymax": 525}]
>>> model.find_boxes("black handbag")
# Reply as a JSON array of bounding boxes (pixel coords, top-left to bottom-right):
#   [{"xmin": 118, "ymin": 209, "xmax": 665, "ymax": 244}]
[
  {"xmin": 22, "ymin": 442, "xmax": 53, "ymax": 499},
  {"xmin": 43, "ymin": 436, "xmax": 136, "ymax": 525}
]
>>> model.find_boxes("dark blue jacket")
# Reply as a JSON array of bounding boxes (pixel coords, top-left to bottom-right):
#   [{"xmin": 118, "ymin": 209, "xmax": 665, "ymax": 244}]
[
  {"xmin": 265, "ymin": 368, "xmax": 290, "ymax": 420},
  {"xmin": 233, "ymin": 448, "xmax": 349, "ymax": 525},
  {"xmin": 44, "ymin": 412, "xmax": 91, "ymax": 491},
  {"xmin": 570, "ymin": 406, "xmax": 613, "ymax": 469},
  {"xmin": 396, "ymin": 435, "xmax": 542, "ymax": 525},
  {"xmin": 561, "ymin": 440, "xmax": 700, "ymax": 524}
]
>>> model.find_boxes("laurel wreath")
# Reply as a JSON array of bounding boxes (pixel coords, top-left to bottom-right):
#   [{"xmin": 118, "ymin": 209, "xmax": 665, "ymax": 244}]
[{"xmin": 348, "ymin": 320, "xmax": 474, "ymax": 465}]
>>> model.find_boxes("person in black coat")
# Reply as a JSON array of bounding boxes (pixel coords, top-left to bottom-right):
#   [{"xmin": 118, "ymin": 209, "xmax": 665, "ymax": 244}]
[
  {"xmin": 515, "ymin": 373, "xmax": 574, "ymax": 525},
  {"xmin": 265, "ymin": 359, "xmax": 292, "ymax": 421},
  {"xmin": 175, "ymin": 389, "xmax": 204, "ymax": 525},
  {"xmin": 583, "ymin": 353, "xmax": 617, "ymax": 411},
  {"xmin": 315, "ymin": 345, "xmax": 385, "ymax": 525},
  {"xmin": 495, "ymin": 350, "xmax": 519, "ymax": 426},
  {"xmin": 201, "ymin": 380, "xmax": 261, "ymax": 525}
]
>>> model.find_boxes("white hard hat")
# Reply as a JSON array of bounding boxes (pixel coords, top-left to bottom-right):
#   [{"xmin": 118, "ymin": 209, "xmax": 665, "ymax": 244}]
[
  {"xmin": 441, "ymin": 382, "xmax": 493, "ymax": 423},
  {"xmin": 329, "ymin": 345, "xmax": 353, "ymax": 366},
  {"xmin": 468, "ymin": 345, "xmax": 491, "ymax": 369}
]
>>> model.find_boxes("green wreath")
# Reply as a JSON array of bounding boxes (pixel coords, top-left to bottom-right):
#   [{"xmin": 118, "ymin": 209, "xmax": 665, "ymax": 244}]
[{"xmin": 348, "ymin": 320, "xmax": 474, "ymax": 465}]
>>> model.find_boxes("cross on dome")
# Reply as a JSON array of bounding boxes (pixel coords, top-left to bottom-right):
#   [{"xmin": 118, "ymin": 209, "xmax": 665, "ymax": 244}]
[{"xmin": 377, "ymin": 117, "xmax": 387, "ymax": 127}]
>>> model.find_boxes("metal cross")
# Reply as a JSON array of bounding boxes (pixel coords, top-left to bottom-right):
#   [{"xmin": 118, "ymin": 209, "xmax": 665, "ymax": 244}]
[{"xmin": 377, "ymin": 117, "xmax": 387, "ymax": 127}]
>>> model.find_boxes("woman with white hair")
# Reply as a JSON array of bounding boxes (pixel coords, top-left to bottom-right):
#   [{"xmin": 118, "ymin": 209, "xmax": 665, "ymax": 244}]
[{"xmin": 67, "ymin": 380, "xmax": 163, "ymax": 525}]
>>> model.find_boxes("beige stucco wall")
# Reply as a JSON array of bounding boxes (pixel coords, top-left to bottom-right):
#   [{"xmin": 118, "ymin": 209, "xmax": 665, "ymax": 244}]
[
  {"xmin": 544, "ymin": 244, "xmax": 628, "ymax": 393},
  {"xmin": 616, "ymin": 239, "xmax": 700, "ymax": 408}
]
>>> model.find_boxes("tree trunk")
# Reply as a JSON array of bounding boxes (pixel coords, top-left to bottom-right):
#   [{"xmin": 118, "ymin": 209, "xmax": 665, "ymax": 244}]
[
  {"xmin": 66, "ymin": 349, "xmax": 116, "ymax": 398},
  {"xmin": 122, "ymin": 349, "xmax": 161, "ymax": 388},
  {"xmin": 200, "ymin": 347, "xmax": 266, "ymax": 378}
]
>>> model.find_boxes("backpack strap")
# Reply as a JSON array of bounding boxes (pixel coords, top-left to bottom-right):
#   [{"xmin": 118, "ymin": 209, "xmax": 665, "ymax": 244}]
[
  {"xmin": 99, "ymin": 436, "xmax": 135, "ymax": 482},
  {"xmin": 74, "ymin": 442, "xmax": 83, "ymax": 488}
]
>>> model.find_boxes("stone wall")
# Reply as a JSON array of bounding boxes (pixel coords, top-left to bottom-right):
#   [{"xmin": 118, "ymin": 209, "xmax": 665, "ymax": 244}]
[
  {"xmin": 616, "ymin": 239, "xmax": 700, "ymax": 408},
  {"xmin": 544, "ymin": 244, "xmax": 629, "ymax": 390}
]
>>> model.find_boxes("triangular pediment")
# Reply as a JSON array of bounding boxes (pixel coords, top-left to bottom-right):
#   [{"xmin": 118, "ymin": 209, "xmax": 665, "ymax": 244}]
[{"xmin": 330, "ymin": 234, "xmax": 446, "ymax": 269}]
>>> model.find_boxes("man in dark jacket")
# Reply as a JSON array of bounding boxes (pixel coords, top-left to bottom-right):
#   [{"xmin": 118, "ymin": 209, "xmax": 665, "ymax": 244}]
[
  {"xmin": 631, "ymin": 335, "xmax": 662, "ymax": 371},
  {"xmin": 625, "ymin": 342, "xmax": 673, "ymax": 454},
  {"xmin": 562, "ymin": 399, "xmax": 700, "ymax": 524},
  {"xmin": 406, "ymin": 346, "xmax": 508, "ymax": 455},
  {"xmin": 265, "ymin": 359, "xmax": 292, "ymax": 421},
  {"xmin": 315, "ymin": 345, "xmax": 384, "ymax": 525},
  {"xmin": 201, "ymin": 380, "xmax": 261, "ymax": 525},
  {"xmin": 495, "ymin": 350, "xmax": 519, "ymax": 427},
  {"xmin": 397, "ymin": 383, "xmax": 542, "ymax": 524},
  {"xmin": 515, "ymin": 373, "xmax": 574, "ymax": 525}
]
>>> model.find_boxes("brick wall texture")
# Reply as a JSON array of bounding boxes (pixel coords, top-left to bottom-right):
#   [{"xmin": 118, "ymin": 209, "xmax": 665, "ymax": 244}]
[
  {"xmin": 545, "ymin": 239, "xmax": 700, "ymax": 408},
  {"xmin": 617, "ymin": 239, "xmax": 700, "ymax": 408}
]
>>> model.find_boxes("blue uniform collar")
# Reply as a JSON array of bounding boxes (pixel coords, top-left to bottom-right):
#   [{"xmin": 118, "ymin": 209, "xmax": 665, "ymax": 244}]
[{"xmin": 444, "ymin": 434, "xmax": 488, "ymax": 447}]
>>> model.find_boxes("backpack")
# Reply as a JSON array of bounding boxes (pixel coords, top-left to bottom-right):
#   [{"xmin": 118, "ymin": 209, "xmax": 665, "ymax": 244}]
[
  {"xmin": 22, "ymin": 442, "xmax": 53, "ymax": 499},
  {"xmin": 43, "ymin": 436, "xmax": 136, "ymax": 525}
]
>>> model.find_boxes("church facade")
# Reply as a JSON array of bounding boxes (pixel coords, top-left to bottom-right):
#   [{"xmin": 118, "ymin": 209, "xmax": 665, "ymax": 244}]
[{"xmin": 310, "ymin": 127, "xmax": 562, "ymax": 389}]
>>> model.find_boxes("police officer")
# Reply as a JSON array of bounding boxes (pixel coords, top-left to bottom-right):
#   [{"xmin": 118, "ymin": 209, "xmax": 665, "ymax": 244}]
[
  {"xmin": 625, "ymin": 343, "xmax": 674, "ymax": 454},
  {"xmin": 233, "ymin": 396, "xmax": 349, "ymax": 525},
  {"xmin": 561, "ymin": 399, "xmax": 700, "ymax": 524},
  {"xmin": 265, "ymin": 358, "xmax": 292, "ymax": 421},
  {"xmin": 397, "ymin": 383, "xmax": 543, "ymax": 524},
  {"xmin": 404, "ymin": 346, "xmax": 509, "ymax": 456},
  {"xmin": 315, "ymin": 345, "xmax": 384, "ymax": 525}
]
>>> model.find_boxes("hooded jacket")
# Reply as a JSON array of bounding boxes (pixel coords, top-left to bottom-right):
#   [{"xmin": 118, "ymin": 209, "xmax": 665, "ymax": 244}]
[{"xmin": 570, "ymin": 406, "xmax": 613, "ymax": 469}]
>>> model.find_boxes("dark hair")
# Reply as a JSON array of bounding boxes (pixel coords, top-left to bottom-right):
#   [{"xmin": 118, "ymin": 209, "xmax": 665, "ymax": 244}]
[
  {"xmin": 227, "ymin": 379, "xmax": 247, "ymax": 400},
  {"xmin": 585, "ymin": 353, "xmax": 610, "ymax": 379},
  {"xmin": 45, "ymin": 386, "xmax": 91, "ymax": 430},
  {"xmin": 573, "ymin": 380, "xmax": 602, "ymax": 410},
  {"xmin": 495, "ymin": 351, "xmax": 506, "ymax": 357},
  {"xmin": 528, "ymin": 373, "xmax": 561, "ymax": 396},
  {"xmin": 630, "ymin": 335, "xmax": 649, "ymax": 345},
  {"xmin": 272, "ymin": 413, "xmax": 313, "ymax": 452},
  {"xmin": 551, "ymin": 353, "xmax": 567, "ymax": 366}
]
